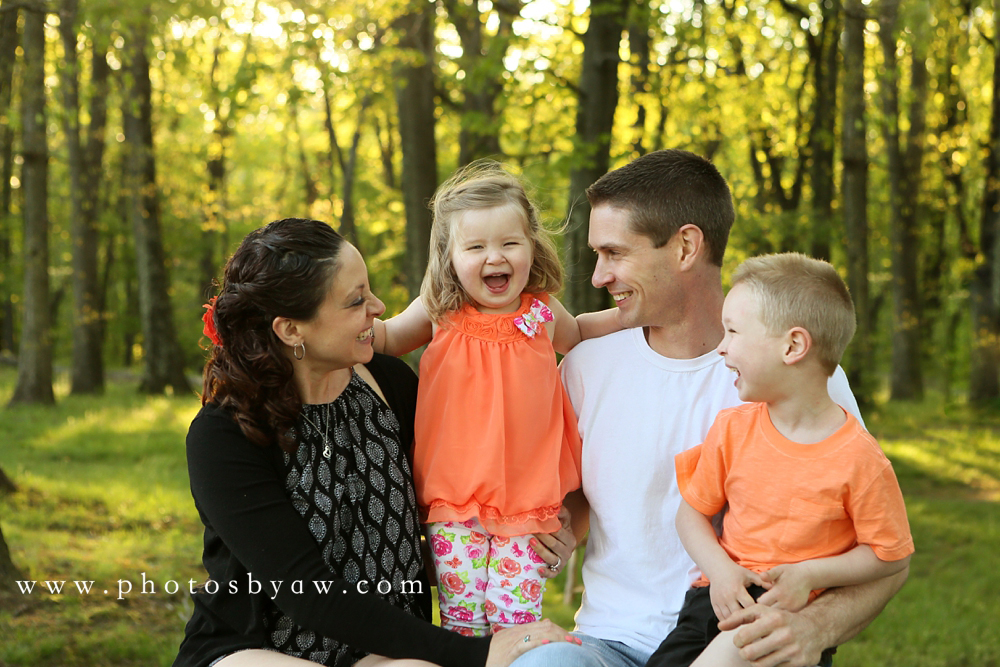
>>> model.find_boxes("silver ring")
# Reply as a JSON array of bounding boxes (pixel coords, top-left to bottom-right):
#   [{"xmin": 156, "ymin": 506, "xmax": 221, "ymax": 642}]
[
  {"xmin": 522, "ymin": 635, "xmax": 530, "ymax": 643},
  {"xmin": 552, "ymin": 557, "xmax": 562, "ymax": 571}
]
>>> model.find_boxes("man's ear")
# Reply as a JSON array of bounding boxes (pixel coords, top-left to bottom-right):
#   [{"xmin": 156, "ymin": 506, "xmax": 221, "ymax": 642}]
[
  {"xmin": 675, "ymin": 224, "xmax": 706, "ymax": 270},
  {"xmin": 783, "ymin": 327, "xmax": 812, "ymax": 366},
  {"xmin": 272, "ymin": 316, "xmax": 301, "ymax": 347}
]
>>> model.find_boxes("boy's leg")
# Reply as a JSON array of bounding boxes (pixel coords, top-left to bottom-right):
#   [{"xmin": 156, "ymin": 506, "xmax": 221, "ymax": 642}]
[
  {"xmin": 689, "ymin": 630, "xmax": 747, "ymax": 667},
  {"xmin": 483, "ymin": 532, "xmax": 545, "ymax": 631},
  {"xmin": 427, "ymin": 520, "xmax": 490, "ymax": 636}
]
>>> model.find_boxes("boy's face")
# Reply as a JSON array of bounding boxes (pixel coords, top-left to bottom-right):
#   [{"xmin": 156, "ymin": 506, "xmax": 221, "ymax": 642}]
[{"xmin": 717, "ymin": 283, "xmax": 786, "ymax": 403}]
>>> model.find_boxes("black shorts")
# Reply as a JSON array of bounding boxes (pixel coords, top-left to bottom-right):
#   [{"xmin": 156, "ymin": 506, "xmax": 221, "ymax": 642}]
[{"xmin": 645, "ymin": 586, "xmax": 835, "ymax": 667}]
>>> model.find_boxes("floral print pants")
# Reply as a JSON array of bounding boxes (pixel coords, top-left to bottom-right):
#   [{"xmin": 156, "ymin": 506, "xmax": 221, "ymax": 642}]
[{"xmin": 427, "ymin": 517, "xmax": 546, "ymax": 636}]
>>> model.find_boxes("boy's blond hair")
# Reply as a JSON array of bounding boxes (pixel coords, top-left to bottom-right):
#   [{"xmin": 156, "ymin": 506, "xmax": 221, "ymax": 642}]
[
  {"xmin": 420, "ymin": 160, "xmax": 563, "ymax": 323},
  {"xmin": 732, "ymin": 253, "xmax": 856, "ymax": 375}
]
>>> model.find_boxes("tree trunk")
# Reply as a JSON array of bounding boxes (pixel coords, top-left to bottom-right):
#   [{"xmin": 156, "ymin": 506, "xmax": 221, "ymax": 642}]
[
  {"xmin": 627, "ymin": 0, "xmax": 652, "ymax": 156},
  {"xmin": 9, "ymin": 3, "xmax": 54, "ymax": 406},
  {"xmin": 121, "ymin": 9, "xmax": 190, "ymax": 395},
  {"xmin": 564, "ymin": 0, "xmax": 627, "ymax": 316},
  {"xmin": 60, "ymin": 0, "xmax": 106, "ymax": 394},
  {"xmin": 394, "ymin": 4, "xmax": 438, "ymax": 300},
  {"xmin": 808, "ymin": 0, "xmax": 840, "ymax": 261},
  {"xmin": 970, "ymin": 0, "xmax": 1000, "ymax": 402},
  {"xmin": 841, "ymin": 0, "xmax": 873, "ymax": 407},
  {"xmin": 878, "ymin": 0, "xmax": 923, "ymax": 400},
  {"xmin": 0, "ymin": 512, "xmax": 25, "ymax": 592},
  {"xmin": 442, "ymin": 0, "xmax": 514, "ymax": 165},
  {"xmin": 339, "ymin": 98, "xmax": 373, "ymax": 252},
  {"xmin": 0, "ymin": 5, "xmax": 18, "ymax": 356},
  {"xmin": 201, "ymin": 42, "xmax": 229, "ymax": 302}
]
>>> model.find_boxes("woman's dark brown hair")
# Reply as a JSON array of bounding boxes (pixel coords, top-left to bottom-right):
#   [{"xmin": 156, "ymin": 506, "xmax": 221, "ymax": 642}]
[{"xmin": 202, "ymin": 218, "xmax": 345, "ymax": 451}]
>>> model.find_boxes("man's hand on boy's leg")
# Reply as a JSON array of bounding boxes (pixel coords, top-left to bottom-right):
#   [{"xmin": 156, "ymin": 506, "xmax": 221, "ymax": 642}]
[
  {"xmin": 717, "ymin": 603, "xmax": 826, "ymax": 667},
  {"xmin": 718, "ymin": 569, "xmax": 908, "ymax": 667}
]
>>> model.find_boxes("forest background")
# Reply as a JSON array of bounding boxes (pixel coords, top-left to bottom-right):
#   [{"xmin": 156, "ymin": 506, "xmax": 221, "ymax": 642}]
[{"xmin": 0, "ymin": 0, "xmax": 999, "ymax": 662}]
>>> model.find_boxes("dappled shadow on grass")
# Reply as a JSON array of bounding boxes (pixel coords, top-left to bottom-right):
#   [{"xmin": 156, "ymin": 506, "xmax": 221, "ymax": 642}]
[
  {"xmin": 0, "ymin": 589, "xmax": 190, "ymax": 666},
  {"xmin": 8, "ymin": 484, "xmax": 199, "ymax": 536}
]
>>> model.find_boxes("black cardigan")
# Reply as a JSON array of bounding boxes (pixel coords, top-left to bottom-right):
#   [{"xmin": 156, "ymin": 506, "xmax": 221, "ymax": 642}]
[{"xmin": 174, "ymin": 354, "xmax": 491, "ymax": 667}]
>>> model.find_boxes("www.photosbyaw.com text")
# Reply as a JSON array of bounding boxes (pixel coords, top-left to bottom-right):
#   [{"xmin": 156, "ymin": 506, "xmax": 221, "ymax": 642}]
[{"xmin": 15, "ymin": 573, "xmax": 424, "ymax": 601}]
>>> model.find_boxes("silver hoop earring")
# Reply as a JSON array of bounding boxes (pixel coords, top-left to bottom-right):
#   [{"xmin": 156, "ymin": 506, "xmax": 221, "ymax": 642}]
[{"xmin": 293, "ymin": 342, "xmax": 305, "ymax": 360}]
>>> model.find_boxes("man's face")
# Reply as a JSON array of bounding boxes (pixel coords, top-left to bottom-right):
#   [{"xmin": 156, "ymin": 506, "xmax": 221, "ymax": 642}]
[{"xmin": 588, "ymin": 203, "xmax": 681, "ymax": 330}]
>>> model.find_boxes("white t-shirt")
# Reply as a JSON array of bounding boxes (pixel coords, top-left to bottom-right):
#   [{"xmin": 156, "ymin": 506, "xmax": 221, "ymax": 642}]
[{"xmin": 559, "ymin": 327, "xmax": 862, "ymax": 654}]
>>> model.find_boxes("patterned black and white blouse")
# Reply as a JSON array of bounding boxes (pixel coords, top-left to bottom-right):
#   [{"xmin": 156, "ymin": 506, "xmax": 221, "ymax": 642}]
[
  {"xmin": 265, "ymin": 371, "xmax": 428, "ymax": 665},
  {"xmin": 177, "ymin": 354, "xmax": 490, "ymax": 667}
]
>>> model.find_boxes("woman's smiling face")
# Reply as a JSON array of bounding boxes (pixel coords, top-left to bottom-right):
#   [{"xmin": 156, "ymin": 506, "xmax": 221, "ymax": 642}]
[{"xmin": 296, "ymin": 243, "xmax": 386, "ymax": 370}]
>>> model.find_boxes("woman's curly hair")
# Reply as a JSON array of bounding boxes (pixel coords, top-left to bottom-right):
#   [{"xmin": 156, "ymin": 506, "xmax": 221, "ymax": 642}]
[{"xmin": 201, "ymin": 218, "xmax": 344, "ymax": 452}]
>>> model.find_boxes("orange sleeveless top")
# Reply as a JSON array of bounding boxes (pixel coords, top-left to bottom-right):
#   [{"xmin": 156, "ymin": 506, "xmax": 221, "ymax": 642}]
[{"xmin": 413, "ymin": 292, "xmax": 583, "ymax": 537}]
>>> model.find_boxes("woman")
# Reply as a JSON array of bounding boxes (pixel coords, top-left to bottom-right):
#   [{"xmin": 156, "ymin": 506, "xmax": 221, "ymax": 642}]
[{"xmin": 175, "ymin": 219, "xmax": 576, "ymax": 667}]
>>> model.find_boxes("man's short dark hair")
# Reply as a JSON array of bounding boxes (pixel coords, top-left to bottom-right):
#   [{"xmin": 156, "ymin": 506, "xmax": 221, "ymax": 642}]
[{"xmin": 586, "ymin": 149, "xmax": 735, "ymax": 266}]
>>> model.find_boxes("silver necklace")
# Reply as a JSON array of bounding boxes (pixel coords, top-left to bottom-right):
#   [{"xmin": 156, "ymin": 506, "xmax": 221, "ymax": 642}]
[{"xmin": 300, "ymin": 405, "xmax": 332, "ymax": 459}]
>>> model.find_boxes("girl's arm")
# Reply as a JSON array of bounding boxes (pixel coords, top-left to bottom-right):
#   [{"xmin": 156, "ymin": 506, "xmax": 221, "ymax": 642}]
[
  {"xmin": 373, "ymin": 297, "xmax": 434, "ymax": 357},
  {"xmin": 676, "ymin": 499, "xmax": 766, "ymax": 621},
  {"xmin": 547, "ymin": 296, "xmax": 622, "ymax": 355},
  {"xmin": 757, "ymin": 545, "xmax": 911, "ymax": 612}
]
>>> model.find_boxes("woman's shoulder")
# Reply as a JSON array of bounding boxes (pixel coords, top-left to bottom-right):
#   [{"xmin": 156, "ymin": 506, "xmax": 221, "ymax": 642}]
[
  {"xmin": 365, "ymin": 352, "xmax": 417, "ymax": 385},
  {"xmin": 186, "ymin": 402, "xmax": 251, "ymax": 456}
]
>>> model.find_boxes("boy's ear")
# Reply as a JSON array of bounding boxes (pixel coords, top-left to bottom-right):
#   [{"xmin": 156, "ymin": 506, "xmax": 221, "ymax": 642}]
[
  {"xmin": 272, "ymin": 316, "xmax": 301, "ymax": 347},
  {"xmin": 783, "ymin": 326, "xmax": 812, "ymax": 366}
]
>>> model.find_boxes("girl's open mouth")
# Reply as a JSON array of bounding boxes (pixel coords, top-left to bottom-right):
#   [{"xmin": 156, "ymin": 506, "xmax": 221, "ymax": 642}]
[{"xmin": 483, "ymin": 273, "xmax": 510, "ymax": 293}]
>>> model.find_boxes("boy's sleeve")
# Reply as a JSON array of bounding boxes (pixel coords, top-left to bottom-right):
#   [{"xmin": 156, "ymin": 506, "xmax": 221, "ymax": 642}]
[
  {"xmin": 848, "ymin": 456, "xmax": 915, "ymax": 562},
  {"xmin": 675, "ymin": 412, "xmax": 730, "ymax": 517}
]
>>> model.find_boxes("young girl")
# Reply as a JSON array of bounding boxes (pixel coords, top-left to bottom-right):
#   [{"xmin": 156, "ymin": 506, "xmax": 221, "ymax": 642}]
[{"xmin": 373, "ymin": 162, "xmax": 620, "ymax": 637}]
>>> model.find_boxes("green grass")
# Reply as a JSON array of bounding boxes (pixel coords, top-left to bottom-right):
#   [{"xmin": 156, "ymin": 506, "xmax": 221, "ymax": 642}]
[
  {"xmin": 1, "ymin": 369, "xmax": 998, "ymax": 665},
  {"xmin": 0, "ymin": 368, "xmax": 202, "ymax": 666}
]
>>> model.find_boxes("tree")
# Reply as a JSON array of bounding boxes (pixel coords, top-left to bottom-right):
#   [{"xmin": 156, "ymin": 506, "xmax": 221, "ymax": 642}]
[
  {"xmin": 970, "ymin": 0, "xmax": 1000, "ymax": 402},
  {"xmin": 878, "ymin": 0, "xmax": 925, "ymax": 400},
  {"xmin": 563, "ymin": 0, "xmax": 627, "ymax": 316},
  {"xmin": 841, "ymin": 0, "xmax": 873, "ymax": 407},
  {"xmin": 9, "ymin": 0, "xmax": 54, "ymax": 406},
  {"xmin": 59, "ymin": 0, "xmax": 109, "ymax": 394},
  {"xmin": 121, "ymin": 7, "xmax": 191, "ymax": 395},
  {"xmin": 394, "ymin": 2, "xmax": 438, "ymax": 300},
  {"xmin": 200, "ymin": 1, "xmax": 259, "ymax": 300},
  {"xmin": 441, "ymin": 0, "xmax": 518, "ymax": 165},
  {"xmin": 0, "ymin": 4, "xmax": 17, "ymax": 356}
]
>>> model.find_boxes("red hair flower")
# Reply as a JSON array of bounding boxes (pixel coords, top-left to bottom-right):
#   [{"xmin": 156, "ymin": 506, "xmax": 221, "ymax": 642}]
[{"xmin": 202, "ymin": 297, "xmax": 222, "ymax": 346}]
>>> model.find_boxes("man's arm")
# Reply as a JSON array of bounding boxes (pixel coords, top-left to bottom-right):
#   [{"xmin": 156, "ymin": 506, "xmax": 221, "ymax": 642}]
[{"xmin": 719, "ymin": 565, "xmax": 909, "ymax": 667}]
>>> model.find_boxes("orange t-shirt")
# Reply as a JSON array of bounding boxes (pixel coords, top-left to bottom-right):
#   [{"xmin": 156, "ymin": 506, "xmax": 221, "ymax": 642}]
[
  {"xmin": 413, "ymin": 293, "xmax": 582, "ymax": 537},
  {"xmin": 675, "ymin": 402, "xmax": 913, "ymax": 588}
]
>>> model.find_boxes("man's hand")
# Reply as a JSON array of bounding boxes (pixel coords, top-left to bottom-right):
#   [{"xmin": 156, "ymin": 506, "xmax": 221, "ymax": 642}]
[
  {"xmin": 530, "ymin": 506, "xmax": 576, "ymax": 579},
  {"xmin": 717, "ymin": 603, "xmax": 826, "ymax": 667},
  {"xmin": 757, "ymin": 562, "xmax": 815, "ymax": 612}
]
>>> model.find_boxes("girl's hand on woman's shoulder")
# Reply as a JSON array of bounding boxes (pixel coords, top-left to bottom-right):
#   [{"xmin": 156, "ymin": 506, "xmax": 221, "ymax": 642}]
[{"xmin": 485, "ymin": 620, "xmax": 582, "ymax": 667}]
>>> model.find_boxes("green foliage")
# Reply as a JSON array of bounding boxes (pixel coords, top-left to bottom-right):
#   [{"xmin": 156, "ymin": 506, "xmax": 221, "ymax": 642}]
[{"xmin": 1, "ymin": 0, "xmax": 997, "ymax": 396}]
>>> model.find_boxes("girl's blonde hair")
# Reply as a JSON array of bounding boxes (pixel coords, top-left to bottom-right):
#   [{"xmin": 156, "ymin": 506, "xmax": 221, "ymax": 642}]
[{"xmin": 421, "ymin": 161, "xmax": 563, "ymax": 322}]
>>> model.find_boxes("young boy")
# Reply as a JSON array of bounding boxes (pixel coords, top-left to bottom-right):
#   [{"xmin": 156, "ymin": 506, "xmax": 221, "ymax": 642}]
[{"xmin": 646, "ymin": 253, "xmax": 914, "ymax": 667}]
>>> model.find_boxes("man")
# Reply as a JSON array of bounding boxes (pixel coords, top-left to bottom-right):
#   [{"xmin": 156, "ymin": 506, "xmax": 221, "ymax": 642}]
[{"xmin": 521, "ymin": 149, "xmax": 907, "ymax": 667}]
